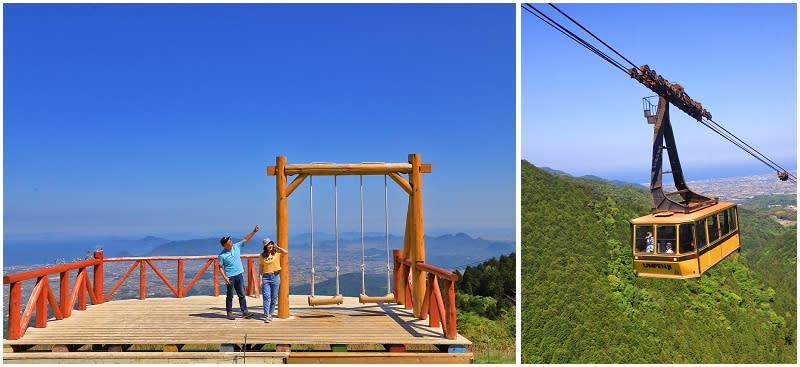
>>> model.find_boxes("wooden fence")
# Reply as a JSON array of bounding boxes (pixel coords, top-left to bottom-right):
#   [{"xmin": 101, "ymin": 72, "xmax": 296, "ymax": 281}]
[{"xmin": 4, "ymin": 249, "xmax": 458, "ymax": 340}]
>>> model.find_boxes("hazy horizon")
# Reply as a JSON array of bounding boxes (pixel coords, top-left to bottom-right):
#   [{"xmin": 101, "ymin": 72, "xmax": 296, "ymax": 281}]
[{"xmin": 528, "ymin": 161, "xmax": 798, "ymax": 185}]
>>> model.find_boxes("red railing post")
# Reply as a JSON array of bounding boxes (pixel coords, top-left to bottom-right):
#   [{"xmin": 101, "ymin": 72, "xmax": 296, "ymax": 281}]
[
  {"xmin": 35, "ymin": 277, "xmax": 48, "ymax": 328},
  {"xmin": 8, "ymin": 281, "xmax": 22, "ymax": 340},
  {"xmin": 404, "ymin": 265, "xmax": 412, "ymax": 310},
  {"xmin": 427, "ymin": 274, "xmax": 440, "ymax": 328},
  {"xmin": 60, "ymin": 271, "xmax": 69, "ymax": 317},
  {"xmin": 93, "ymin": 251, "xmax": 104, "ymax": 304},
  {"xmin": 246, "ymin": 258, "xmax": 253, "ymax": 296},
  {"xmin": 139, "ymin": 261, "xmax": 146, "ymax": 300},
  {"xmin": 393, "ymin": 249, "xmax": 402, "ymax": 304},
  {"xmin": 213, "ymin": 258, "xmax": 219, "ymax": 296},
  {"xmin": 77, "ymin": 268, "xmax": 87, "ymax": 310},
  {"xmin": 444, "ymin": 279, "xmax": 457, "ymax": 340},
  {"xmin": 177, "ymin": 259, "xmax": 184, "ymax": 298}
]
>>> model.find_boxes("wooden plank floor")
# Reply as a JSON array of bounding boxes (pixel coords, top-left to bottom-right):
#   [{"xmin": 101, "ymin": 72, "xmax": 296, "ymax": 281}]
[{"xmin": 4, "ymin": 295, "xmax": 470, "ymax": 347}]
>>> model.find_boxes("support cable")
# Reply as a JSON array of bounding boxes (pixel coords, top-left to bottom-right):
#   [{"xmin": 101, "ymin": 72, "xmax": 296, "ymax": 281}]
[
  {"xmin": 548, "ymin": 3, "xmax": 641, "ymax": 72},
  {"xmin": 525, "ymin": 3, "xmax": 796, "ymax": 183},
  {"xmin": 523, "ymin": 3, "xmax": 628, "ymax": 74}
]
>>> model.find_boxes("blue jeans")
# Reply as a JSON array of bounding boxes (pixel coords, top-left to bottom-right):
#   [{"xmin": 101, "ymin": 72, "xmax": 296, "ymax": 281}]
[
  {"xmin": 225, "ymin": 273, "xmax": 248, "ymax": 313},
  {"xmin": 262, "ymin": 272, "xmax": 280, "ymax": 316}
]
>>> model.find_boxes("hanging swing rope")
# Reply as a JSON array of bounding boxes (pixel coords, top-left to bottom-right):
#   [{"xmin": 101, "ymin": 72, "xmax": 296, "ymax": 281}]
[
  {"xmin": 384, "ymin": 174, "xmax": 391, "ymax": 296},
  {"xmin": 334, "ymin": 175, "xmax": 340, "ymax": 297},
  {"xmin": 358, "ymin": 173, "xmax": 395, "ymax": 304},
  {"xmin": 309, "ymin": 175, "xmax": 315, "ymax": 298},
  {"xmin": 307, "ymin": 174, "xmax": 343, "ymax": 306},
  {"xmin": 360, "ymin": 175, "xmax": 366, "ymax": 296}
]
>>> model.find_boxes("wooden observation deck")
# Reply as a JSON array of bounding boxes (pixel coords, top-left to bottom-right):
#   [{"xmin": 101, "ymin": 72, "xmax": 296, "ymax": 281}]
[
  {"xmin": 4, "ymin": 250, "xmax": 470, "ymax": 363},
  {"xmin": 5, "ymin": 155, "xmax": 473, "ymax": 363},
  {"xmin": 4, "ymin": 295, "xmax": 471, "ymax": 363}
]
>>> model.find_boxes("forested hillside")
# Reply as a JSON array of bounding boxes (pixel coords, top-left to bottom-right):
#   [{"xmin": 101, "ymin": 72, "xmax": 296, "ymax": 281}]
[
  {"xmin": 454, "ymin": 253, "xmax": 515, "ymax": 363},
  {"xmin": 521, "ymin": 160, "xmax": 796, "ymax": 363}
]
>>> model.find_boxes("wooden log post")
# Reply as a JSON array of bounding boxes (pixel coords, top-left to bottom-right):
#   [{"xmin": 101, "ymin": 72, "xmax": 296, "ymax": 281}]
[
  {"xmin": 93, "ymin": 251, "xmax": 104, "ymax": 304},
  {"xmin": 35, "ymin": 277, "xmax": 47, "ymax": 328},
  {"xmin": 7, "ymin": 281, "xmax": 22, "ymax": 340},
  {"xmin": 177, "ymin": 259, "xmax": 184, "ymax": 298},
  {"xmin": 409, "ymin": 153, "xmax": 427, "ymax": 318},
  {"xmin": 60, "ymin": 271, "xmax": 70, "ymax": 317},
  {"xmin": 276, "ymin": 155, "xmax": 290, "ymax": 319},
  {"xmin": 139, "ymin": 261, "xmax": 146, "ymax": 300}
]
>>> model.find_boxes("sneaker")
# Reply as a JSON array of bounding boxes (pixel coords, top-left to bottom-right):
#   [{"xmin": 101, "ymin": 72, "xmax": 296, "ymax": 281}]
[
  {"xmin": 263, "ymin": 316, "xmax": 271, "ymax": 323},
  {"xmin": 226, "ymin": 311, "xmax": 235, "ymax": 320},
  {"xmin": 267, "ymin": 315, "xmax": 273, "ymax": 322}
]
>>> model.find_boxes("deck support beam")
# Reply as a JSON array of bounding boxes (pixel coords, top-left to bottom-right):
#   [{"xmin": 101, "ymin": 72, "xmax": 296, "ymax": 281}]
[
  {"xmin": 163, "ymin": 344, "xmax": 184, "ymax": 352},
  {"xmin": 106, "ymin": 344, "xmax": 131, "ymax": 352},
  {"xmin": 51, "ymin": 344, "xmax": 81, "ymax": 352},
  {"xmin": 384, "ymin": 344, "xmax": 407, "ymax": 352}
]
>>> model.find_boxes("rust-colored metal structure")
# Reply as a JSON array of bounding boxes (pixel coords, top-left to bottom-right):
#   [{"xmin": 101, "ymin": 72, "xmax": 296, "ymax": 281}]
[{"xmin": 643, "ymin": 96, "xmax": 718, "ymax": 213}]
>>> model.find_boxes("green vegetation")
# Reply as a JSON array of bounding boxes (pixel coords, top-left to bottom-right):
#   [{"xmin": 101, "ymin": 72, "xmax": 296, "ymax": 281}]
[
  {"xmin": 741, "ymin": 194, "xmax": 797, "ymax": 224},
  {"xmin": 454, "ymin": 253, "xmax": 516, "ymax": 363},
  {"xmin": 522, "ymin": 161, "xmax": 796, "ymax": 363}
]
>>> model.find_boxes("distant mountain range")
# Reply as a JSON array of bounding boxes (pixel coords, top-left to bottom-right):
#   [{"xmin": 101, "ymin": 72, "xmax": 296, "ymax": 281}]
[
  {"xmin": 139, "ymin": 232, "xmax": 514, "ymax": 270},
  {"xmin": 4, "ymin": 232, "xmax": 515, "ymax": 270},
  {"xmin": 541, "ymin": 166, "xmax": 644, "ymax": 187}
]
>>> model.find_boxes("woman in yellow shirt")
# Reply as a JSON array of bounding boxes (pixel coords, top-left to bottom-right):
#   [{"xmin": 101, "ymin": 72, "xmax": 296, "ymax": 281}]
[{"xmin": 259, "ymin": 238, "xmax": 287, "ymax": 322}]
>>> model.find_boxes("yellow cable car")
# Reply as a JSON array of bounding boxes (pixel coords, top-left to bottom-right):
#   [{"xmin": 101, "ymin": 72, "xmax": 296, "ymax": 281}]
[
  {"xmin": 630, "ymin": 95, "xmax": 743, "ymax": 278},
  {"xmin": 631, "ymin": 202, "xmax": 740, "ymax": 279}
]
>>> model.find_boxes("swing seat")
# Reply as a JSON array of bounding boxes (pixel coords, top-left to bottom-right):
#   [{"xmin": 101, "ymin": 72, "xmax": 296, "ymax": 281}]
[
  {"xmin": 308, "ymin": 294, "xmax": 344, "ymax": 306},
  {"xmin": 358, "ymin": 293, "xmax": 395, "ymax": 304}
]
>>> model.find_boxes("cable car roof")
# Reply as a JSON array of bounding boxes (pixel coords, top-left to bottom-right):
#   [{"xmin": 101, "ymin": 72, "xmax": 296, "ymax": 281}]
[{"xmin": 630, "ymin": 201, "xmax": 737, "ymax": 225}]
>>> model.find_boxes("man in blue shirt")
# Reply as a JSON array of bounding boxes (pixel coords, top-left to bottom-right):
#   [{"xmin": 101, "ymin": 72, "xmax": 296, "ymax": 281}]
[{"xmin": 219, "ymin": 224, "xmax": 260, "ymax": 320}]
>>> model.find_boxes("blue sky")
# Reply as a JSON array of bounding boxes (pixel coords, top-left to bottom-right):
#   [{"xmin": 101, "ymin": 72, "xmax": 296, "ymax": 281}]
[
  {"xmin": 523, "ymin": 3, "xmax": 797, "ymax": 183},
  {"xmin": 4, "ymin": 4, "xmax": 515, "ymax": 241}
]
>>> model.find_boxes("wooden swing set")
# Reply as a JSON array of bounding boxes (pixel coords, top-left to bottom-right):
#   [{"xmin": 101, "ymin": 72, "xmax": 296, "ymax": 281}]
[{"xmin": 266, "ymin": 153, "xmax": 432, "ymax": 319}]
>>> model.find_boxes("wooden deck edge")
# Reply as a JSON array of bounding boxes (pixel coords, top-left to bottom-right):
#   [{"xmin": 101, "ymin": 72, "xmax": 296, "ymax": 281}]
[
  {"xmin": 3, "ymin": 351, "xmax": 290, "ymax": 364},
  {"xmin": 287, "ymin": 351, "xmax": 474, "ymax": 364}
]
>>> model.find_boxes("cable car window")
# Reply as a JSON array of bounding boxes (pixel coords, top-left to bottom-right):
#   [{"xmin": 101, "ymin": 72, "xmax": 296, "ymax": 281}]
[
  {"xmin": 729, "ymin": 207, "xmax": 737, "ymax": 230},
  {"xmin": 707, "ymin": 215, "xmax": 719, "ymax": 243},
  {"xmin": 720, "ymin": 210, "xmax": 730, "ymax": 235},
  {"xmin": 679, "ymin": 223, "xmax": 695, "ymax": 254},
  {"xmin": 657, "ymin": 225, "xmax": 677, "ymax": 254},
  {"xmin": 696, "ymin": 219, "xmax": 707, "ymax": 249},
  {"xmin": 635, "ymin": 225, "xmax": 655, "ymax": 253}
]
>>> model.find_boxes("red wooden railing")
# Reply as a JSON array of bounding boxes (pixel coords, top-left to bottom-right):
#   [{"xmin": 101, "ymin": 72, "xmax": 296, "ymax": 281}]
[
  {"xmin": 5, "ymin": 249, "xmax": 458, "ymax": 341},
  {"xmin": 392, "ymin": 249, "xmax": 459, "ymax": 340},
  {"xmin": 3, "ymin": 251, "xmax": 263, "ymax": 340}
]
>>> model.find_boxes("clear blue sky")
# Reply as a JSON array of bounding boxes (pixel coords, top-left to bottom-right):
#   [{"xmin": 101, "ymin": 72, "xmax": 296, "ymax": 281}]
[
  {"xmin": 4, "ymin": 4, "xmax": 515, "ymax": 240},
  {"xmin": 523, "ymin": 3, "xmax": 797, "ymax": 183}
]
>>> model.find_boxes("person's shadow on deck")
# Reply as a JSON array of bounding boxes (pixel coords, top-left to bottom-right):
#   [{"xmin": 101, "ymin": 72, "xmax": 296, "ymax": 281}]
[
  {"xmin": 189, "ymin": 306, "xmax": 260, "ymax": 319},
  {"xmin": 188, "ymin": 312, "xmax": 230, "ymax": 319}
]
